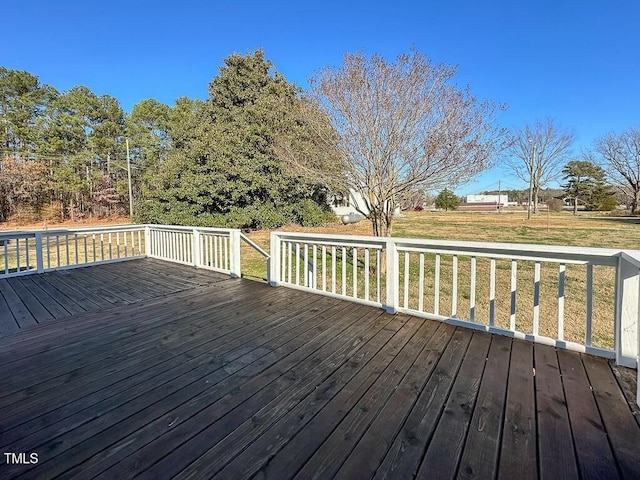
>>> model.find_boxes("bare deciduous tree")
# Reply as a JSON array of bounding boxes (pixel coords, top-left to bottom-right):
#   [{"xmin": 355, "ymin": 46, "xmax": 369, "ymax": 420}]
[
  {"xmin": 505, "ymin": 118, "xmax": 575, "ymax": 215},
  {"xmin": 290, "ymin": 50, "xmax": 506, "ymax": 237},
  {"xmin": 595, "ymin": 128, "xmax": 640, "ymax": 214}
]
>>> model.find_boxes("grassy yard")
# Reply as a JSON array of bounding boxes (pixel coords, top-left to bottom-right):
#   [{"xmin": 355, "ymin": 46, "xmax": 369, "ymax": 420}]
[
  {"xmin": 242, "ymin": 209, "xmax": 640, "ymax": 278},
  {"xmin": 241, "ymin": 210, "xmax": 639, "ymax": 350},
  {"xmin": 1, "ymin": 210, "xmax": 637, "ymax": 349}
]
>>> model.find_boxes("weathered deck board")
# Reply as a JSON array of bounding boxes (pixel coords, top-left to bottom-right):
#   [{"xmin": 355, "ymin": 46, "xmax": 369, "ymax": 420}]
[
  {"xmin": 0, "ymin": 258, "xmax": 229, "ymax": 335},
  {"xmin": 498, "ymin": 339, "xmax": 537, "ymax": 480},
  {"xmin": 0, "ymin": 259, "xmax": 638, "ymax": 480}
]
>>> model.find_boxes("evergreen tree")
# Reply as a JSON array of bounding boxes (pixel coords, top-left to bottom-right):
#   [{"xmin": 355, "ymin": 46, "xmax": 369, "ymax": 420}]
[
  {"xmin": 138, "ymin": 50, "xmax": 337, "ymax": 228},
  {"xmin": 562, "ymin": 160, "xmax": 614, "ymax": 213},
  {"xmin": 435, "ymin": 189, "xmax": 460, "ymax": 211}
]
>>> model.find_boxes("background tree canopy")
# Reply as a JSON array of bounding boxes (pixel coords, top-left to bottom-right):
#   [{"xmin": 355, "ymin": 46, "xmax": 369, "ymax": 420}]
[
  {"xmin": 137, "ymin": 50, "xmax": 338, "ymax": 229},
  {"xmin": 0, "ymin": 52, "xmax": 339, "ymax": 227}
]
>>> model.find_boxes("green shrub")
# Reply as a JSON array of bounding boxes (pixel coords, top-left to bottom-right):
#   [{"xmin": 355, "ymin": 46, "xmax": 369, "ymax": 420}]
[
  {"xmin": 597, "ymin": 196, "xmax": 618, "ymax": 212},
  {"xmin": 136, "ymin": 198, "xmax": 334, "ymax": 230},
  {"xmin": 290, "ymin": 199, "xmax": 336, "ymax": 226},
  {"xmin": 546, "ymin": 198, "xmax": 564, "ymax": 212}
]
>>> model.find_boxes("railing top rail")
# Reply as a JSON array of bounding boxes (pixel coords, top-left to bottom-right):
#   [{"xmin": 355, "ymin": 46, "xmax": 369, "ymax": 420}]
[
  {"xmin": 41, "ymin": 225, "xmax": 146, "ymax": 235},
  {"xmin": 273, "ymin": 231, "xmax": 387, "ymax": 248},
  {"xmin": 274, "ymin": 231, "xmax": 624, "ymax": 264},
  {"xmin": 621, "ymin": 250, "xmax": 640, "ymax": 269},
  {"xmin": 0, "ymin": 224, "xmax": 147, "ymax": 238},
  {"xmin": 0, "ymin": 231, "xmax": 37, "ymax": 240},
  {"xmin": 147, "ymin": 224, "xmax": 240, "ymax": 234}
]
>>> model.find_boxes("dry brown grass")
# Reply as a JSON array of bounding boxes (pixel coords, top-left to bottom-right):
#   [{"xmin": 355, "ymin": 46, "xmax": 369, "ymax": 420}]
[
  {"xmin": 2, "ymin": 210, "xmax": 636, "ymax": 350},
  {"xmin": 241, "ymin": 210, "xmax": 637, "ymax": 350}
]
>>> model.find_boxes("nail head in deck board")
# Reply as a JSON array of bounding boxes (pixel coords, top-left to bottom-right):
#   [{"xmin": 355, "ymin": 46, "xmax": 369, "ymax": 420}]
[
  {"xmin": 374, "ymin": 327, "xmax": 473, "ymax": 480},
  {"xmin": 556, "ymin": 349, "xmax": 620, "ymax": 480},
  {"xmin": 416, "ymin": 332, "xmax": 491, "ymax": 479},
  {"xmin": 458, "ymin": 334, "xmax": 512, "ymax": 480},
  {"xmin": 534, "ymin": 344, "xmax": 580, "ymax": 479},
  {"xmin": 498, "ymin": 340, "xmax": 537, "ymax": 480},
  {"xmin": 582, "ymin": 355, "xmax": 640, "ymax": 479},
  {"xmin": 336, "ymin": 323, "xmax": 456, "ymax": 480}
]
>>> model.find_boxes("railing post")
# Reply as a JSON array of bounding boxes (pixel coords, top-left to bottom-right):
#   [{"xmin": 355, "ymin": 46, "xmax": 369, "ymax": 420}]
[
  {"xmin": 230, "ymin": 230, "xmax": 242, "ymax": 278},
  {"xmin": 637, "ymin": 274, "xmax": 640, "ymax": 408},
  {"xmin": 384, "ymin": 238, "xmax": 399, "ymax": 314},
  {"xmin": 614, "ymin": 253, "xmax": 639, "ymax": 368},
  {"xmin": 269, "ymin": 232, "xmax": 279, "ymax": 286},
  {"xmin": 192, "ymin": 228, "xmax": 201, "ymax": 267},
  {"xmin": 144, "ymin": 226, "xmax": 151, "ymax": 256},
  {"xmin": 35, "ymin": 233, "xmax": 44, "ymax": 273}
]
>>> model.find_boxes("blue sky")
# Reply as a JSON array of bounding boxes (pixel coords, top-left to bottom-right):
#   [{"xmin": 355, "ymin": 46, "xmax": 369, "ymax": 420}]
[{"xmin": 3, "ymin": 0, "xmax": 639, "ymax": 195}]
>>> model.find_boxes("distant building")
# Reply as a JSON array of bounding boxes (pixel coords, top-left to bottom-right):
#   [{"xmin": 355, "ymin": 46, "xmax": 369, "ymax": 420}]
[
  {"xmin": 330, "ymin": 189, "xmax": 370, "ymax": 217},
  {"xmin": 329, "ymin": 190, "xmax": 400, "ymax": 218},
  {"xmin": 457, "ymin": 194, "xmax": 516, "ymax": 212},
  {"xmin": 465, "ymin": 194, "xmax": 509, "ymax": 206}
]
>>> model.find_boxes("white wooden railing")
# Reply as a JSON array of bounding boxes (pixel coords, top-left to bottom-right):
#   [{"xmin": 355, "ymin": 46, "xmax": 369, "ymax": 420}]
[
  {"xmin": 269, "ymin": 232, "xmax": 640, "ymax": 376},
  {"xmin": 0, "ymin": 225, "xmax": 146, "ymax": 276},
  {"xmin": 1, "ymin": 225, "xmax": 638, "ymax": 404},
  {"xmin": 145, "ymin": 225, "xmax": 242, "ymax": 276},
  {"xmin": 0, "ymin": 224, "xmax": 269, "ymax": 280}
]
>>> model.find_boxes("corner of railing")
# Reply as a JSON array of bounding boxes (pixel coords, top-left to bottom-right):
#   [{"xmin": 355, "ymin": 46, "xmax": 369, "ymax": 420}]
[
  {"xmin": 614, "ymin": 251, "xmax": 639, "ymax": 369},
  {"xmin": 192, "ymin": 227, "xmax": 201, "ymax": 267},
  {"xmin": 144, "ymin": 225, "xmax": 151, "ymax": 257},
  {"xmin": 35, "ymin": 232, "xmax": 44, "ymax": 273},
  {"xmin": 229, "ymin": 229, "xmax": 242, "ymax": 278},
  {"xmin": 384, "ymin": 237, "xmax": 399, "ymax": 314},
  {"xmin": 269, "ymin": 231, "xmax": 280, "ymax": 287}
]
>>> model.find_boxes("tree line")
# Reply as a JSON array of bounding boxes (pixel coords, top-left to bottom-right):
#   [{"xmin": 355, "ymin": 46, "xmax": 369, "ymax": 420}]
[
  {"xmin": 0, "ymin": 53, "xmax": 340, "ymax": 228},
  {"xmin": 2, "ymin": 49, "xmax": 638, "ymax": 237},
  {"xmin": 504, "ymin": 118, "xmax": 640, "ymax": 215}
]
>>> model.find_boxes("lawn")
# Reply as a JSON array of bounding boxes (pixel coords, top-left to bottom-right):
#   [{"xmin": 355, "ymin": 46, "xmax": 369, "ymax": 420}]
[
  {"xmin": 241, "ymin": 210, "xmax": 639, "ymax": 350},
  {"xmin": 1, "ymin": 210, "xmax": 637, "ymax": 350},
  {"xmin": 241, "ymin": 209, "xmax": 640, "ymax": 278}
]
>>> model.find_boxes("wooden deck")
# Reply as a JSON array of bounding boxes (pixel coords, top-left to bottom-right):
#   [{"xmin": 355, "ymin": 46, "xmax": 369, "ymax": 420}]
[{"xmin": 0, "ymin": 259, "xmax": 638, "ymax": 479}]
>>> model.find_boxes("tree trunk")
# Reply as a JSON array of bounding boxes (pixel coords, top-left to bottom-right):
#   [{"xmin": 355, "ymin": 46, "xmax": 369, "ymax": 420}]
[
  {"xmin": 573, "ymin": 197, "xmax": 578, "ymax": 215},
  {"xmin": 533, "ymin": 186, "xmax": 540, "ymax": 214}
]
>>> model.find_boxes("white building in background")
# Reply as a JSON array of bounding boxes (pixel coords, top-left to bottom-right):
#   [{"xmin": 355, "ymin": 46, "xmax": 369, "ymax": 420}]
[
  {"xmin": 330, "ymin": 189, "xmax": 402, "ymax": 219},
  {"xmin": 465, "ymin": 194, "xmax": 510, "ymax": 206},
  {"xmin": 330, "ymin": 189, "xmax": 370, "ymax": 217}
]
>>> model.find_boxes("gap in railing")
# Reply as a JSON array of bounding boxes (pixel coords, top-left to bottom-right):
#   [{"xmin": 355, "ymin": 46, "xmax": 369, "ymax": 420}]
[{"xmin": 240, "ymin": 234, "xmax": 269, "ymax": 282}]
